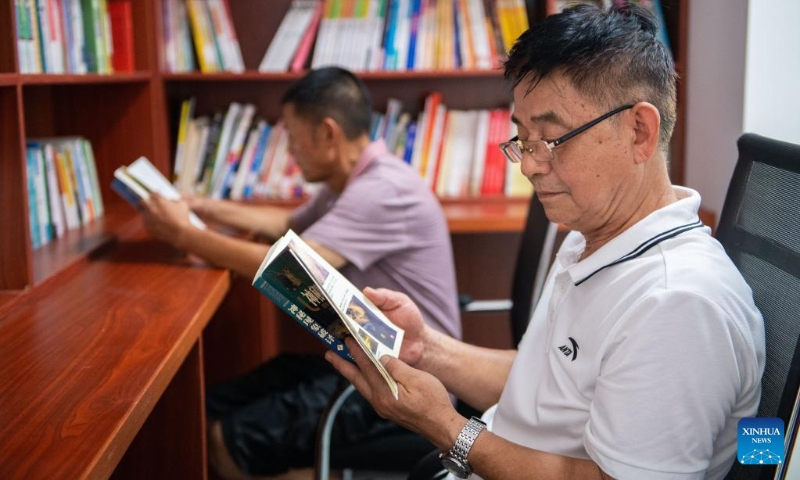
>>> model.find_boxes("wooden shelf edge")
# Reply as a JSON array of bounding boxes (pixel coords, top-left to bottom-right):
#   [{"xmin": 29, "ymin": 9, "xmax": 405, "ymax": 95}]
[
  {"xmin": 163, "ymin": 69, "xmax": 504, "ymax": 82},
  {"xmin": 0, "ymin": 73, "xmax": 18, "ymax": 86},
  {"xmin": 20, "ymin": 72, "xmax": 153, "ymax": 86}
]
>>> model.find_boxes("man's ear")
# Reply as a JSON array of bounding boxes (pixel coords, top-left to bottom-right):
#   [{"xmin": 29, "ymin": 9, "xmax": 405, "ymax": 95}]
[
  {"xmin": 319, "ymin": 117, "xmax": 341, "ymax": 145},
  {"xmin": 630, "ymin": 102, "xmax": 661, "ymax": 165}
]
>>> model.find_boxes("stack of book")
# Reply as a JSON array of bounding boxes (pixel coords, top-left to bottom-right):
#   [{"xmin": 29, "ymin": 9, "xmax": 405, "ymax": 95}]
[
  {"xmin": 171, "ymin": 99, "xmax": 316, "ymax": 200},
  {"xmin": 14, "ymin": 0, "xmax": 135, "ymax": 74},
  {"xmin": 163, "ymin": 0, "xmax": 244, "ymax": 73},
  {"xmin": 259, "ymin": 0, "xmax": 529, "ymax": 73},
  {"xmin": 370, "ymin": 94, "xmax": 531, "ymax": 197},
  {"xmin": 25, "ymin": 138, "xmax": 104, "ymax": 249}
]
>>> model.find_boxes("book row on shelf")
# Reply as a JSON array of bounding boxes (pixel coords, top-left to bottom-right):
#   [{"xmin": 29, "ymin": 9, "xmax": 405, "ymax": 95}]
[
  {"xmin": 172, "ymin": 93, "xmax": 531, "ymax": 202},
  {"xmin": 163, "ymin": 0, "xmax": 529, "ymax": 74},
  {"xmin": 14, "ymin": 0, "xmax": 135, "ymax": 75},
  {"xmin": 25, "ymin": 138, "xmax": 105, "ymax": 249},
  {"xmin": 264, "ymin": 0, "xmax": 529, "ymax": 73},
  {"xmin": 165, "ymin": 0, "xmax": 244, "ymax": 73}
]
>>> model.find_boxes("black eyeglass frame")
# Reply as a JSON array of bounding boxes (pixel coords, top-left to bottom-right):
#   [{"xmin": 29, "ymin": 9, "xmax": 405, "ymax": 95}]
[{"xmin": 500, "ymin": 104, "xmax": 635, "ymax": 163}]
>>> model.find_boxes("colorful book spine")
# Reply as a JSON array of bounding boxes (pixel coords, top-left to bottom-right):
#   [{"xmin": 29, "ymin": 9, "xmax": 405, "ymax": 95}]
[{"xmin": 108, "ymin": 0, "xmax": 134, "ymax": 72}]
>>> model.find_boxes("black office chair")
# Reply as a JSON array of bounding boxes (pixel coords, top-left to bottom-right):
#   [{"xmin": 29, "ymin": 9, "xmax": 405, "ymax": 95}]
[
  {"xmin": 314, "ymin": 194, "xmax": 557, "ymax": 480},
  {"xmin": 718, "ymin": 134, "xmax": 800, "ymax": 480}
]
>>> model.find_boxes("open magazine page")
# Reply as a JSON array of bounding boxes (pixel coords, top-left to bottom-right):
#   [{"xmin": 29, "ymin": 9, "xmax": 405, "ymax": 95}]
[
  {"xmin": 253, "ymin": 247, "xmax": 354, "ymax": 359},
  {"xmin": 284, "ymin": 232, "xmax": 405, "ymax": 359},
  {"xmin": 253, "ymin": 230, "xmax": 404, "ymax": 398}
]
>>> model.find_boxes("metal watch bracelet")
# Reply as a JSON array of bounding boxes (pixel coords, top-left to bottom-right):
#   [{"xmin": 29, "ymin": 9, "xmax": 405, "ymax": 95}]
[{"xmin": 451, "ymin": 417, "xmax": 487, "ymax": 468}]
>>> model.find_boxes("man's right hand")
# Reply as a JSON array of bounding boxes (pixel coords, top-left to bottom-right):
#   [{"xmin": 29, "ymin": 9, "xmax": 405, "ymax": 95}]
[
  {"xmin": 182, "ymin": 193, "xmax": 211, "ymax": 218},
  {"xmin": 363, "ymin": 287, "xmax": 431, "ymax": 367}
]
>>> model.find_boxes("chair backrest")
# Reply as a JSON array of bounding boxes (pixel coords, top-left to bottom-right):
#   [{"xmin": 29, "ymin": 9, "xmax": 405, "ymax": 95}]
[
  {"xmin": 717, "ymin": 134, "xmax": 800, "ymax": 480},
  {"xmin": 509, "ymin": 193, "xmax": 556, "ymax": 347}
]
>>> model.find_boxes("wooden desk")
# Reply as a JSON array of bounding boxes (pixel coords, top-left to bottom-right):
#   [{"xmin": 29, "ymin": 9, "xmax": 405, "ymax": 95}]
[{"xmin": 0, "ymin": 231, "xmax": 229, "ymax": 479}]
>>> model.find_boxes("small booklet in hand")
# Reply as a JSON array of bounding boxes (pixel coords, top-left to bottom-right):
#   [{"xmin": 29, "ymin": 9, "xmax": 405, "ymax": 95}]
[
  {"xmin": 253, "ymin": 230, "xmax": 404, "ymax": 398},
  {"xmin": 112, "ymin": 156, "xmax": 206, "ymax": 230}
]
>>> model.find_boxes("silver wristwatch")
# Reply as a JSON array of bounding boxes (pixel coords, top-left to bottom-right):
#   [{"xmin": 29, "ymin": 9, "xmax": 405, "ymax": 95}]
[{"xmin": 439, "ymin": 416, "xmax": 487, "ymax": 478}]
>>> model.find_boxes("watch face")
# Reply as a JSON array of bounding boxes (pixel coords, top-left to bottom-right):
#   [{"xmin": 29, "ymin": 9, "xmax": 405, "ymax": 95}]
[{"xmin": 440, "ymin": 455, "xmax": 470, "ymax": 478}]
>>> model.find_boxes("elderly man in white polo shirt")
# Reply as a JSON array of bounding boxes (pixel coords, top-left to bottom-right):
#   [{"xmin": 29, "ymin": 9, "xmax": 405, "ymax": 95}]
[{"xmin": 327, "ymin": 4, "xmax": 765, "ymax": 480}]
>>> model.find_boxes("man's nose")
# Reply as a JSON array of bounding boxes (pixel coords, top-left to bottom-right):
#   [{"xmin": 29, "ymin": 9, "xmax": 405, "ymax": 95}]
[{"xmin": 520, "ymin": 153, "xmax": 552, "ymax": 179}]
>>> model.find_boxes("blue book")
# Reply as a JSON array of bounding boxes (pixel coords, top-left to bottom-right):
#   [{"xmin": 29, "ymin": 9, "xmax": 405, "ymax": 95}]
[
  {"xmin": 111, "ymin": 177, "xmax": 143, "ymax": 207},
  {"xmin": 452, "ymin": 0, "xmax": 461, "ymax": 68},
  {"xmin": 243, "ymin": 125, "xmax": 272, "ymax": 199},
  {"xmin": 407, "ymin": 0, "xmax": 421, "ymax": 70},
  {"xmin": 383, "ymin": 0, "xmax": 399, "ymax": 70},
  {"xmin": 26, "ymin": 149, "xmax": 41, "ymax": 248},
  {"xmin": 403, "ymin": 121, "xmax": 417, "ymax": 164}
]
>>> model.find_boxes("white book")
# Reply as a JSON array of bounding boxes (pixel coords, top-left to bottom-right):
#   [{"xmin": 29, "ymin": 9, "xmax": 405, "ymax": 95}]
[
  {"xmin": 69, "ymin": 0, "xmax": 87, "ymax": 73},
  {"xmin": 469, "ymin": 109, "xmax": 490, "ymax": 195},
  {"xmin": 423, "ymin": 104, "xmax": 447, "ymax": 187},
  {"xmin": 190, "ymin": 118, "xmax": 211, "ymax": 189},
  {"xmin": 208, "ymin": 102, "xmax": 242, "ymax": 194},
  {"xmin": 42, "ymin": 144, "xmax": 66, "ymax": 238},
  {"xmin": 395, "ymin": 0, "xmax": 410, "ymax": 71},
  {"xmin": 81, "ymin": 139, "xmax": 103, "ymax": 218},
  {"xmin": 208, "ymin": 0, "xmax": 244, "ymax": 72},
  {"xmin": 33, "ymin": 146, "xmax": 51, "ymax": 245},
  {"xmin": 254, "ymin": 123, "xmax": 284, "ymax": 196},
  {"xmin": 212, "ymin": 104, "xmax": 256, "ymax": 198},
  {"xmin": 411, "ymin": 95, "xmax": 435, "ymax": 172},
  {"xmin": 122, "ymin": 157, "xmax": 206, "ymax": 230},
  {"xmin": 176, "ymin": 118, "xmax": 199, "ymax": 193},
  {"xmin": 435, "ymin": 111, "xmax": 457, "ymax": 196},
  {"xmin": 69, "ymin": 139, "xmax": 95, "ymax": 223},
  {"xmin": 264, "ymin": 131, "xmax": 290, "ymax": 197},
  {"xmin": 467, "ymin": 0, "xmax": 492, "ymax": 69},
  {"xmin": 230, "ymin": 121, "xmax": 265, "ymax": 200},
  {"xmin": 447, "ymin": 111, "xmax": 478, "ymax": 197}
]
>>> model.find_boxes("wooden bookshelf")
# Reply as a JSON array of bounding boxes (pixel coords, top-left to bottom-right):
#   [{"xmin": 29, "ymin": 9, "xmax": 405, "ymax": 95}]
[
  {"xmin": 0, "ymin": 0, "xmax": 693, "ymax": 476},
  {"xmin": 0, "ymin": 0, "xmax": 691, "ymax": 293}
]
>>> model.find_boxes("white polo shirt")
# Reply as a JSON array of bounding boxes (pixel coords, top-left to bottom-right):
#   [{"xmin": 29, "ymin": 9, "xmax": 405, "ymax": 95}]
[{"xmin": 463, "ymin": 187, "xmax": 765, "ymax": 480}]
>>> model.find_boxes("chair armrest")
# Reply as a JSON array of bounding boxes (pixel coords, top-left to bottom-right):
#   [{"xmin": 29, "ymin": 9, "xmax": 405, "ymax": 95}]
[
  {"xmin": 461, "ymin": 299, "xmax": 513, "ymax": 314},
  {"xmin": 315, "ymin": 383, "xmax": 357, "ymax": 480}
]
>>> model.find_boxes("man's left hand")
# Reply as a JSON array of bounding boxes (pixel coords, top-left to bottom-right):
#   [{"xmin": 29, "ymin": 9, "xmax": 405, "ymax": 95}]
[
  {"xmin": 141, "ymin": 193, "xmax": 192, "ymax": 248},
  {"xmin": 326, "ymin": 338, "xmax": 466, "ymax": 451}
]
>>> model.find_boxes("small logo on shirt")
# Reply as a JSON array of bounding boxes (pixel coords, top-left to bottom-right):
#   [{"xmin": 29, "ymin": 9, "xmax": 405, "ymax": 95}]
[
  {"xmin": 737, "ymin": 418, "xmax": 784, "ymax": 465},
  {"xmin": 558, "ymin": 337, "xmax": 579, "ymax": 361}
]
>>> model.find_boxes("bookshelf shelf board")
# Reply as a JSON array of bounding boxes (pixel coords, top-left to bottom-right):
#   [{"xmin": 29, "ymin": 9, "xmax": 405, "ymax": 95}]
[
  {"xmin": 163, "ymin": 69, "xmax": 504, "ymax": 83},
  {"xmin": 0, "ymin": 74, "xmax": 17, "ymax": 86},
  {"xmin": 246, "ymin": 195, "xmax": 530, "ymax": 233},
  {"xmin": 20, "ymin": 72, "xmax": 152, "ymax": 86},
  {"xmin": 32, "ymin": 204, "xmax": 142, "ymax": 285}
]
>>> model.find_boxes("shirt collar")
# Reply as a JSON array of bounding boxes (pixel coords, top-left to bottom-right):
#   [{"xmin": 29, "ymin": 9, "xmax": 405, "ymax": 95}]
[
  {"xmin": 346, "ymin": 139, "xmax": 388, "ymax": 187},
  {"xmin": 558, "ymin": 186, "xmax": 706, "ymax": 286}
]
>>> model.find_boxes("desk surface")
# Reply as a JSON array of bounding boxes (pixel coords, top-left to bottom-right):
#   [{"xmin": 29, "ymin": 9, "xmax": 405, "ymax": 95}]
[{"xmin": 0, "ymin": 231, "xmax": 229, "ymax": 479}]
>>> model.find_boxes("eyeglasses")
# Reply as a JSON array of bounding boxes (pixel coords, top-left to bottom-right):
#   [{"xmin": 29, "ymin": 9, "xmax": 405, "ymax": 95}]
[{"xmin": 499, "ymin": 104, "xmax": 635, "ymax": 163}]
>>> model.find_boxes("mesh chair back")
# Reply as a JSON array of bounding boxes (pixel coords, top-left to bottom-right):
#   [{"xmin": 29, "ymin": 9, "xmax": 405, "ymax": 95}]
[
  {"xmin": 718, "ymin": 134, "xmax": 800, "ymax": 480},
  {"xmin": 508, "ymin": 194, "xmax": 553, "ymax": 347}
]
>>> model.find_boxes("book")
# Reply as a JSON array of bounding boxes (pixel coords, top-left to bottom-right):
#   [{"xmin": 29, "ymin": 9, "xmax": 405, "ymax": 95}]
[
  {"xmin": 253, "ymin": 230, "xmax": 404, "ymax": 398},
  {"xmin": 111, "ymin": 156, "xmax": 207, "ymax": 230},
  {"xmin": 108, "ymin": 0, "xmax": 134, "ymax": 72}
]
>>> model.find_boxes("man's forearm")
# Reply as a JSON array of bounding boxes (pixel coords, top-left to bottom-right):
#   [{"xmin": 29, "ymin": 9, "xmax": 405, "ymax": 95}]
[
  {"xmin": 467, "ymin": 431, "xmax": 607, "ymax": 480},
  {"xmin": 198, "ymin": 200, "xmax": 291, "ymax": 240},
  {"xmin": 419, "ymin": 329, "xmax": 516, "ymax": 411},
  {"xmin": 179, "ymin": 226, "xmax": 270, "ymax": 279}
]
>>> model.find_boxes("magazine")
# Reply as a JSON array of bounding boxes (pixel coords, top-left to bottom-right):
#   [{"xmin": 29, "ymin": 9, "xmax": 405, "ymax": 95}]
[
  {"xmin": 253, "ymin": 230, "xmax": 404, "ymax": 398},
  {"xmin": 111, "ymin": 156, "xmax": 206, "ymax": 230}
]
